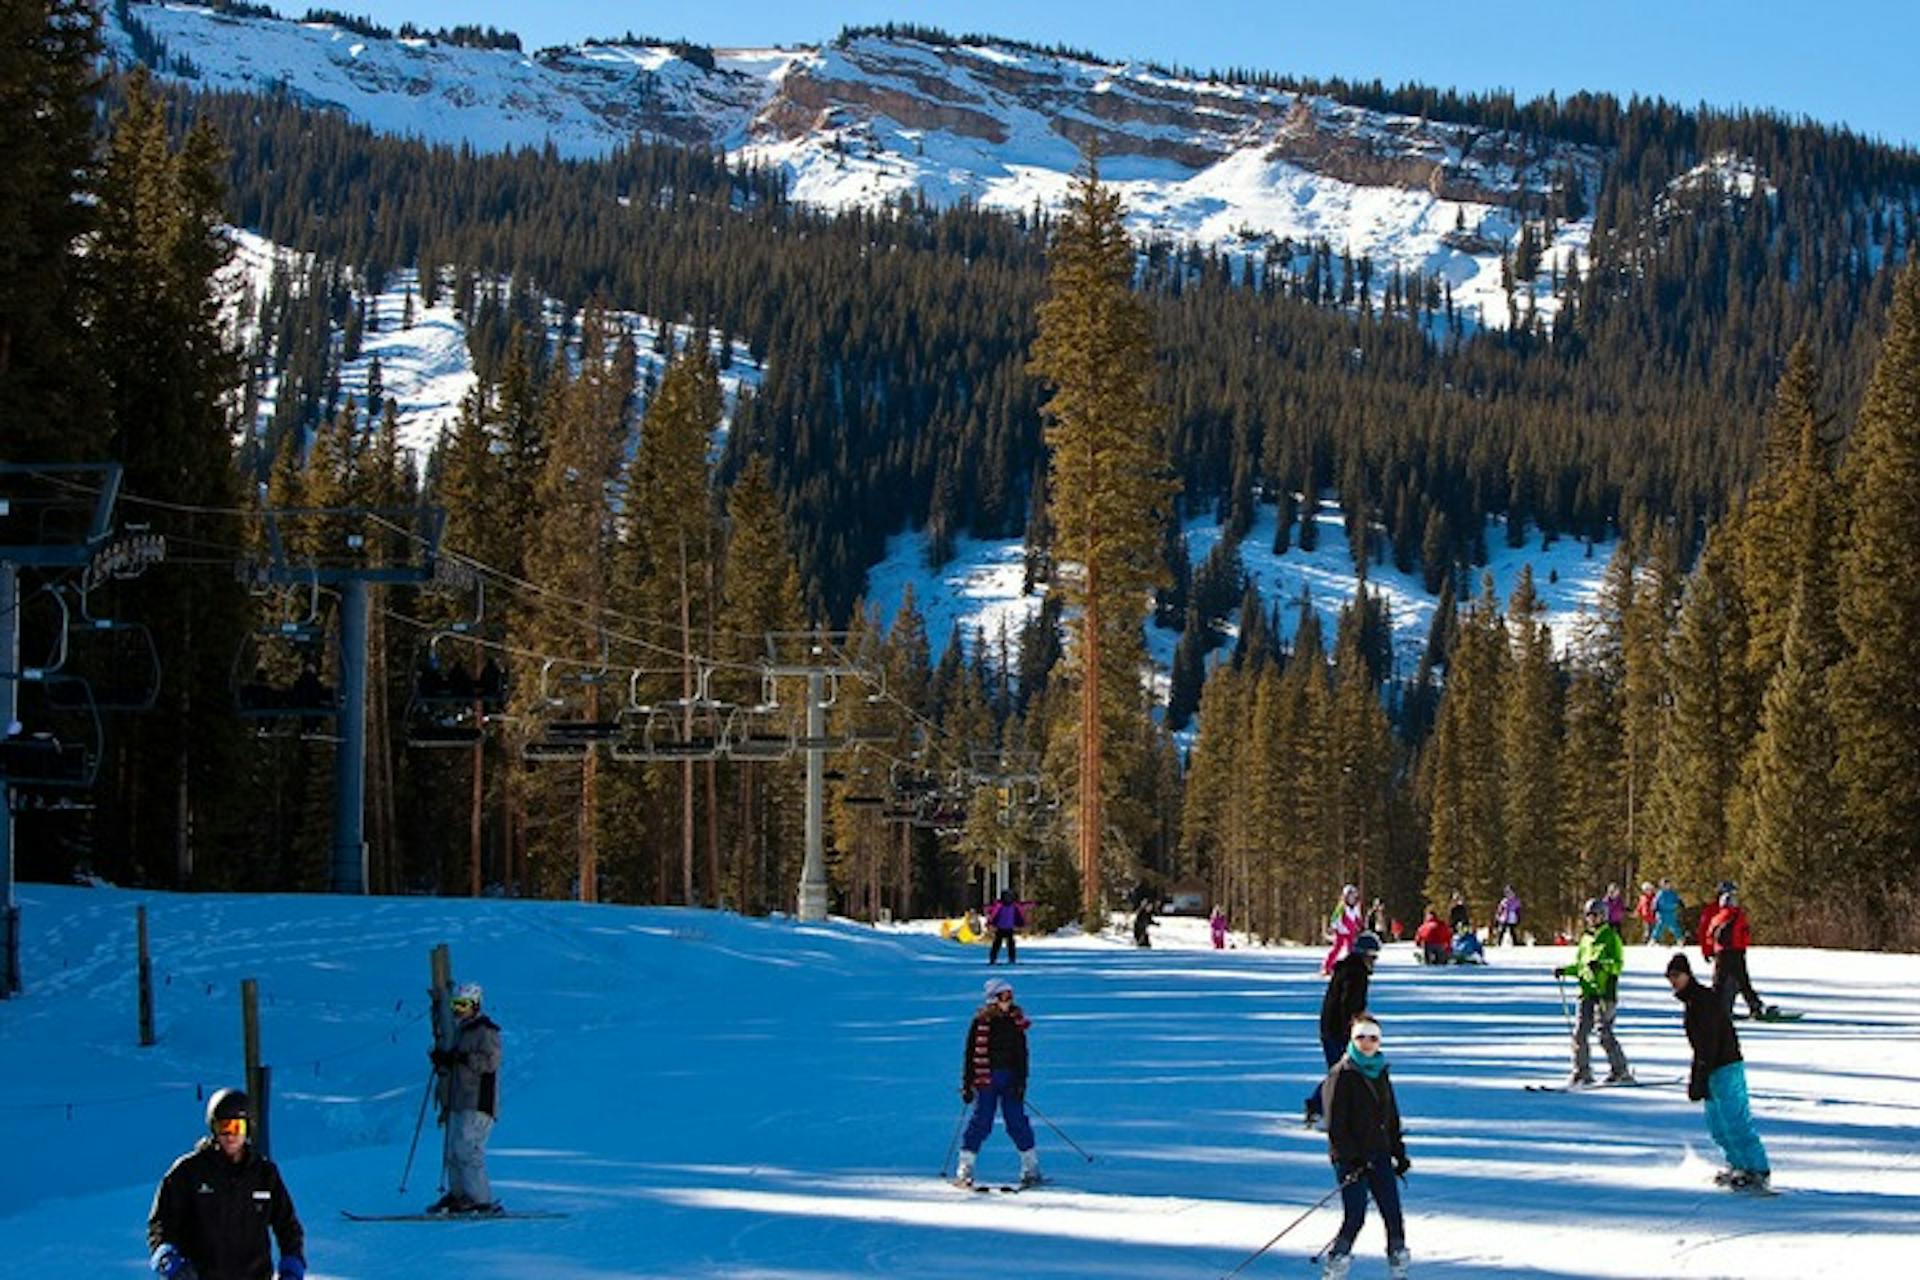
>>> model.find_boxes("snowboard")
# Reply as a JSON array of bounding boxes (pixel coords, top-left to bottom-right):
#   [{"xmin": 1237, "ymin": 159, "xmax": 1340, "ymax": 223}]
[
  {"xmin": 341, "ymin": 1208, "xmax": 568, "ymax": 1222},
  {"xmin": 1736, "ymin": 1008, "xmax": 1804, "ymax": 1022}
]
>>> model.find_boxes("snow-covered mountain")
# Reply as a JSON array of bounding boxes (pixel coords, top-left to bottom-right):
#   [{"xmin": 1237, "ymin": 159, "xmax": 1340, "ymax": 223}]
[{"xmin": 112, "ymin": 2, "xmax": 1602, "ymax": 331}]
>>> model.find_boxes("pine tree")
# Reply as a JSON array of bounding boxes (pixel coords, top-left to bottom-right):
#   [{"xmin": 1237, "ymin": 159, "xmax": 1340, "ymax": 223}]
[
  {"xmin": 1831, "ymin": 263, "xmax": 1920, "ymax": 907},
  {"xmin": 1029, "ymin": 160, "xmax": 1175, "ymax": 923}
]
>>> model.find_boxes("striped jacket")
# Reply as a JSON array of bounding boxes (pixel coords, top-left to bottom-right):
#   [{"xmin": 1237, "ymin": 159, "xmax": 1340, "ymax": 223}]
[{"xmin": 961, "ymin": 1003, "xmax": 1030, "ymax": 1091}]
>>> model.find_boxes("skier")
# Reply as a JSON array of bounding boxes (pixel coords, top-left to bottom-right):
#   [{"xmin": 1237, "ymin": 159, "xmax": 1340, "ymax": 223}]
[
  {"xmin": 1305, "ymin": 931, "xmax": 1380, "ymax": 1124},
  {"xmin": 1317, "ymin": 1016, "xmax": 1411, "ymax": 1280},
  {"xmin": 1322, "ymin": 884, "xmax": 1365, "ymax": 974},
  {"xmin": 148, "ymin": 1088, "xmax": 306, "ymax": 1280},
  {"xmin": 1446, "ymin": 891, "xmax": 1471, "ymax": 936},
  {"xmin": 1367, "ymin": 896, "xmax": 1390, "ymax": 939},
  {"xmin": 987, "ymin": 888, "xmax": 1025, "ymax": 965},
  {"xmin": 427, "ymin": 981, "xmax": 503, "ymax": 1215},
  {"xmin": 1493, "ymin": 886, "xmax": 1522, "ymax": 946},
  {"xmin": 1132, "ymin": 899, "xmax": 1155, "ymax": 948},
  {"xmin": 1635, "ymin": 881, "xmax": 1658, "ymax": 943},
  {"xmin": 1651, "ymin": 878, "xmax": 1685, "ymax": 946},
  {"xmin": 1603, "ymin": 882, "xmax": 1627, "ymax": 930},
  {"xmin": 1413, "ymin": 909, "xmax": 1452, "ymax": 965},
  {"xmin": 1666, "ymin": 954, "xmax": 1771, "ymax": 1191},
  {"xmin": 1554, "ymin": 899, "xmax": 1633, "ymax": 1086},
  {"xmin": 956, "ymin": 977, "xmax": 1042, "ymax": 1189},
  {"xmin": 1209, "ymin": 904, "xmax": 1229, "ymax": 950},
  {"xmin": 1702, "ymin": 886, "xmax": 1771, "ymax": 1020}
]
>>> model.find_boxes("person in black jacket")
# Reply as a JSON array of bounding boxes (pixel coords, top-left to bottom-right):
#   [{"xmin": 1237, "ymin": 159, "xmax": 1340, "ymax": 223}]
[
  {"xmin": 148, "ymin": 1089, "xmax": 305, "ymax": 1280},
  {"xmin": 955, "ymin": 977, "xmax": 1042, "ymax": 1188},
  {"xmin": 1317, "ymin": 1016, "xmax": 1410, "ymax": 1280},
  {"xmin": 1666, "ymin": 954, "xmax": 1771, "ymax": 1191},
  {"xmin": 1304, "ymin": 931, "xmax": 1380, "ymax": 1125}
]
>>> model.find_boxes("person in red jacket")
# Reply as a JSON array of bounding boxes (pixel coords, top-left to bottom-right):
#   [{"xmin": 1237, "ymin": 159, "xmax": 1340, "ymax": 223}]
[
  {"xmin": 1413, "ymin": 910, "xmax": 1453, "ymax": 965},
  {"xmin": 1634, "ymin": 881, "xmax": 1657, "ymax": 943},
  {"xmin": 1701, "ymin": 884, "xmax": 1771, "ymax": 1020}
]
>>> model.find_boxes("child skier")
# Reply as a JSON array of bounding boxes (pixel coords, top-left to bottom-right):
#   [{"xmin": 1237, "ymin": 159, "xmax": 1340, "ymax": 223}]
[
  {"xmin": 1635, "ymin": 881, "xmax": 1658, "ymax": 942},
  {"xmin": 1209, "ymin": 905, "xmax": 1229, "ymax": 950},
  {"xmin": 1322, "ymin": 884, "xmax": 1365, "ymax": 974},
  {"xmin": 1554, "ymin": 899, "xmax": 1633, "ymax": 1086},
  {"xmin": 1493, "ymin": 886, "xmax": 1522, "ymax": 946},
  {"xmin": 1666, "ymin": 954, "xmax": 1771, "ymax": 1191},
  {"xmin": 1318, "ymin": 1016, "xmax": 1411, "ymax": 1280},
  {"xmin": 955, "ymin": 978, "xmax": 1042, "ymax": 1188}
]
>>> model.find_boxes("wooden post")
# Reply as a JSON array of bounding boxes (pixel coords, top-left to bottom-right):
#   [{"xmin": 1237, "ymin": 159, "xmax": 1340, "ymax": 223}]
[
  {"xmin": 241, "ymin": 978, "xmax": 267, "ymax": 1159},
  {"xmin": 429, "ymin": 943, "xmax": 454, "ymax": 1191},
  {"xmin": 137, "ymin": 905, "xmax": 154, "ymax": 1047}
]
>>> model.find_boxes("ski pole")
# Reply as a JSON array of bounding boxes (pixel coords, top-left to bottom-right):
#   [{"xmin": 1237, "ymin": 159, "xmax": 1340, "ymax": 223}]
[
  {"xmin": 1554, "ymin": 972, "xmax": 1577, "ymax": 1042},
  {"xmin": 1222, "ymin": 1167, "xmax": 1363, "ymax": 1280},
  {"xmin": 939, "ymin": 1101, "xmax": 969, "ymax": 1179},
  {"xmin": 1024, "ymin": 1099, "xmax": 1095, "ymax": 1163},
  {"xmin": 397, "ymin": 1066, "xmax": 436, "ymax": 1192}
]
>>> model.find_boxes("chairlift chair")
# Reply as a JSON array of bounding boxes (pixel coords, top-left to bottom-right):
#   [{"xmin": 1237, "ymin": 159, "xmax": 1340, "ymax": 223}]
[
  {"xmin": 40, "ymin": 585, "xmax": 163, "ymax": 713},
  {"xmin": 0, "ymin": 674, "xmax": 102, "ymax": 793},
  {"xmin": 723, "ymin": 703, "xmax": 794, "ymax": 762}
]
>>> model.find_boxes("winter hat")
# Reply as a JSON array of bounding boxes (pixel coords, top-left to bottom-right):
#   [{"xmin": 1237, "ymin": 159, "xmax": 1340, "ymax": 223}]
[
  {"xmin": 1666, "ymin": 954, "xmax": 1693, "ymax": 978},
  {"xmin": 1353, "ymin": 931, "xmax": 1383, "ymax": 956},
  {"xmin": 983, "ymin": 978, "xmax": 1012, "ymax": 1000}
]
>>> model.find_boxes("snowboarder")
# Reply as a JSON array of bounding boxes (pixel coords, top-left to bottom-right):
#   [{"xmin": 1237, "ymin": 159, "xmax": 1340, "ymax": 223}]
[
  {"xmin": 956, "ymin": 977, "xmax": 1042, "ymax": 1189},
  {"xmin": 1317, "ymin": 1016, "xmax": 1411, "ymax": 1280},
  {"xmin": 1322, "ymin": 884, "xmax": 1365, "ymax": 974},
  {"xmin": 1209, "ymin": 904, "xmax": 1229, "ymax": 950},
  {"xmin": 1305, "ymin": 931, "xmax": 1380, "ymax": 1124},
  {"xmin": 1493, "ymin": 886, "xmax": 1522, "ymax": 946},
  {"xmin": 1635, "ymin": 881, "xmax": 1658, "ymax": 942},
  {"xmin": 1666, "ymin": 954, "xmax": 1770, "ymax": 1191},
  {"xmin": 1446, "ymin": 891, "xmax": 1471, "ymax": 936},
  {"xmin": 1132, "ymin": 900, "xmax": 1155, "ymax": 948},
  {"xmin": 1554, "ymin": 899, "xmax": 1633, "ymax": 1086},
  {"xmin": 1701, "ymin": 886, "xmax": 1771, "ymax": 1020},
  {"xmin": 1451, "ymin": 926, "xmax": 1487, "ymax": 965},
  {"xmin": 427, "ymin": 981, "xmax": 503, "ymax": 1215},
  {"xmin": 1413, "ymin": 910, "xmax": 1452, "ymax": 965},
  {"xmin": 148, "ymin": 1088, "xmax": 306, "ymax": 1280},
  {"xmin": 987, "ymin": 888, "xmax": 1025, "ymax": 965},
  {"xmin": 1651, "ymin": 878, "xmax": 1685, "ymax": 946}
]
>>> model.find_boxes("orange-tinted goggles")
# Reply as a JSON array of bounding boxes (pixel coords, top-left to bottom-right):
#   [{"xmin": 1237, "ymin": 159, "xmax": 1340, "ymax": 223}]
[{"xmin": 213, "ymin": 1116, "xmax": 249, "ymax": 1138}]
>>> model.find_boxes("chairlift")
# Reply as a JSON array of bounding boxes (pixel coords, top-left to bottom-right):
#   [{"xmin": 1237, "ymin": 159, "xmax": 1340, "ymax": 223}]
[
  {"xmin": 522, "ymin": 738, "xmax": 587, "ymax": 763},
  {"xmin": 41, "ymin": 584, "xmax": 162, "ymax": 713},
  {"xmin": 534, "ymin": 658, "xmax": 621, "ymax": 742},
  {"xmin": 610, "ymin": 665, "xmax": 731, "ymax": 762},
  {"xmin": 0, "ymin": 674, "xmax": 102, "ymax": 793},
  {"xmin": 232, "ymin": 579, "xmax": 338, "ymax": 721},
  {"xmin": 723, "ymin": 702, "xmax": 794, "ymax": 762}
]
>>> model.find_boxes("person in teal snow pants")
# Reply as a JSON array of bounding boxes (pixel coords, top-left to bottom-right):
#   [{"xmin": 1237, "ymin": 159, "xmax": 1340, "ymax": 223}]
[
  {"xmin": 1650, "ymin": 878, "xmax": 1685, "ymax": 946},
  {"xmin": 1666, "ymin": 953, "xmax": 1770, "ymax": 1191}
]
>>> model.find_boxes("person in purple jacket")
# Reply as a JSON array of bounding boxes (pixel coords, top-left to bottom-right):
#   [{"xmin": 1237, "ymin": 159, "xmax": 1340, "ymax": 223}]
[
  {"xmin": 987, "ymin": 889, "xmax": 1026, "ymax": 965},
  {"xmin": 1494, "ymin": 886, "xmax": 1522, "ymax": 946},
  {"xmin": 1603, "ymin": 883, "xmax": 1627, "ymax": 931}
]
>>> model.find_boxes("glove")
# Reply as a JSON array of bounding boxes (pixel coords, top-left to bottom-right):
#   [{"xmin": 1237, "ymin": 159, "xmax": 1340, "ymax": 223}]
[
  {"xmin": 1689, "ymin": 1076, "xmax": 1709, "ymax": 1102},
  {"xmin": 1339, "ymin": 1160, "xmax": 1366, "ymax": 1180},
  {"xmin": 1552, "ymin": 966, "xmax": 1566, "ymax": 978},
  {"xmin": 960, "ymin": 1087, "xmax": 975, "ymax": 1104},
  {"xmin": 430, "ymin": 1048, "xmax": 467, "ymax": 1068},
  {"xmin": 1393, "ymin": 1153, "xmax": 1411, "ymax": 1177},
  {"xmin": 152, "ymin": 1245, "xmax": 198, "ymax": 1280},
  {"xmin": 278, "ymin": 1258, "xmax": 307, "ymax": 1280}
]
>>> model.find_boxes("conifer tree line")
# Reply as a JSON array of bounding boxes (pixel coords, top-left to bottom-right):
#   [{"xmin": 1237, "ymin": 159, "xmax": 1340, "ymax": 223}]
[{"xmin": 7, "ymin": 6, "xmax": 1920, "ymax": 940}]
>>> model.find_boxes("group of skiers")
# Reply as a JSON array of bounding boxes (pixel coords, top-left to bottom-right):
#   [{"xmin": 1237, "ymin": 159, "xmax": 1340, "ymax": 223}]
[{"xmin": 145, "ymin": 881, "xmax": 1783, "ymax": 1279}]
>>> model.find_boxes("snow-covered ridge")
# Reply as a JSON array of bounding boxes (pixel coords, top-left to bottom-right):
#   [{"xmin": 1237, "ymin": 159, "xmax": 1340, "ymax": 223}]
[{"xmin": 112, "ymin": 3, "xmax": 1610, "ymax": 330}]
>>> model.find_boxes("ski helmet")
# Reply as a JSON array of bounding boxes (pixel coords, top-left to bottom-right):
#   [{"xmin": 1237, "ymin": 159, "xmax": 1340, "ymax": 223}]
[
  {"xmin": 206, "ymin": 1088, "xmax": 251, "ymax": 1134},
  {"xmin": 1353, "ymin": 931, "xmax": 1383, "ymax": 956},
  {"xmin": 1582, "ymin": 898, "xmax": 1607, "ymax": 918},
  {"xmin": 452, "ymin": 982, "xmax": 483, "ymax": 1008},
  {"xmin": 1717, "ymin": 880, "xmax": 1737, "ymax": 897}
]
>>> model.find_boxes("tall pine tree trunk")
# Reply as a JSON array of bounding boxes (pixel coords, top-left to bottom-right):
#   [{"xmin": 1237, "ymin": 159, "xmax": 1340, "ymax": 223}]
[{"xmin": 1081, "ymin": 580, "xmax": 1103, "ymax": 921}]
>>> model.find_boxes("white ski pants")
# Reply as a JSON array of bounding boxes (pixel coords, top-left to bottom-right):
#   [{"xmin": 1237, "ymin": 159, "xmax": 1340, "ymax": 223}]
[{"xmin": 447, "ymin": 1109, "xmax": 494, "ymax": 1204}]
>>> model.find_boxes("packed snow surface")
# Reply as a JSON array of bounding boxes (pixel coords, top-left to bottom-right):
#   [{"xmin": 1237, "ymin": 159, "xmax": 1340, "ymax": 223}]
[{"xmin": 2, "ymin": 885, "xmax": 1914, "ymax": 1277}]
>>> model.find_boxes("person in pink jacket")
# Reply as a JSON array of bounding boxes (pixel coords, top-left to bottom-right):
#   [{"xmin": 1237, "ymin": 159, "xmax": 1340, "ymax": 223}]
[
  {"xmin": 1323, "ymin": 885, "xmax": 1365, "ymax": 974},
  {"xmin": 1209, "ymin": 905, "xmax": 1229, "ymax": 950}
]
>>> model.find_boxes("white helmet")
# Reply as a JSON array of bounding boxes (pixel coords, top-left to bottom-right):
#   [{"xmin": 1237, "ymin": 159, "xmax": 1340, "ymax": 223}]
[{"xmin": 453, "ymin": 982, "xmax": 483, "ymax": 1008}]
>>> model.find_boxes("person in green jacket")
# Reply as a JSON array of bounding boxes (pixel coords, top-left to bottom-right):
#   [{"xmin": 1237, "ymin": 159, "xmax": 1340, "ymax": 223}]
[{"xmin": 1553, "ymin": 899, "xmax": 1633, "ymax": 1086}]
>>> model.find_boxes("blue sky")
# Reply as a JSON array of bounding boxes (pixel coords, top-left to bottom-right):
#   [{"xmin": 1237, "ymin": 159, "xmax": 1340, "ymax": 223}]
[{"xmin": 268, "ymin": 1, "xmax": 1920, "ymax": 147}]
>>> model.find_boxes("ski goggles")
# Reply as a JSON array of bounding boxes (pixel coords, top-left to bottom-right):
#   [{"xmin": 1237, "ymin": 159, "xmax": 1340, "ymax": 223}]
[{"xmin": 213, "ymin": 1117, "xmax": 248, "ymax": 1138}]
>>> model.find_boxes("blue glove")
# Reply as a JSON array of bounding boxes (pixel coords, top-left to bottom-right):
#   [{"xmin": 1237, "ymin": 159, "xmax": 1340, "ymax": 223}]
[
  {"xmin": 152, "ymin": 1244, "xmax": 198, "ymax": 1280},
  {"xmin": 278, "ymin": 1256, "xmax": 307, "ymax": 1280}
]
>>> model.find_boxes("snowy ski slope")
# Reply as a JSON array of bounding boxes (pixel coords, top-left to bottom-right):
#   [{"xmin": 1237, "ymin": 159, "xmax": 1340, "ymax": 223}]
[{"xmin": 1, "ymin": 885, "xmax": 1914, "ymax": 1277}]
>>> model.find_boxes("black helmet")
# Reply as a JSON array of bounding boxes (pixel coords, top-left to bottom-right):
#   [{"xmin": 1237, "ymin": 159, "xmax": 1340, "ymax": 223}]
[
  {"xmin": 1583, "ymin": 898, "xmax": 1607, "ymax": 918},
  {"xmin": 206, "ymin": 1087, "xmax": 251, "ymax": 1134},
  {"xmin": 1353, "ymin": 931, "xmax": 1383, "ymax": 956}
]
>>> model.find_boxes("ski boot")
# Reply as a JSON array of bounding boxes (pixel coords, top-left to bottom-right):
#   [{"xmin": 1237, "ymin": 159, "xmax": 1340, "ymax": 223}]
[
  {"xmin": 1728, "ymin": 1169, "xmax": 1772, "ymax": 1193},
  {"xmin": 425, "ymin": 1193, "xmax": 470, "ymax": 1215},
  {"xmin": 1605, "ymin": 1070, "xmax": 1636, "ymax": 1085},
  {"xmin": 1019, "ymin": 1146, "xmax": 1045, "ymax": 1189},
  {"xmin": 1712, "ymin": 1167, "xmax": 1738, "ymax": 1186},
  {"xmin": 1320, "ymin": 1250, "xmax": 1352, "ymax": 1280},
  {"xmin": 1388, "ymin": 1246, "xmax": 1412, "ymax": 1279},
  {"xmin": 953, "ymin": 1149, "xmax": 977, "ymax": 1189},
  {"xmin": 1567, "ymin": 1072, "xmax": 1596, "ymax": 1089}
]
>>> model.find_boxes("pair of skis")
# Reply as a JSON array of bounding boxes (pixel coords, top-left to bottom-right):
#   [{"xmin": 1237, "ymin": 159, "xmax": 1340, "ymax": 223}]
[
  {"xmin": 1523, "ymin": 1075, "xmax": 1680, "ymax": 1093},
  {"xmin": 341, "ymin": 1208, "xmax": 567, "ymax": 1222}
]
